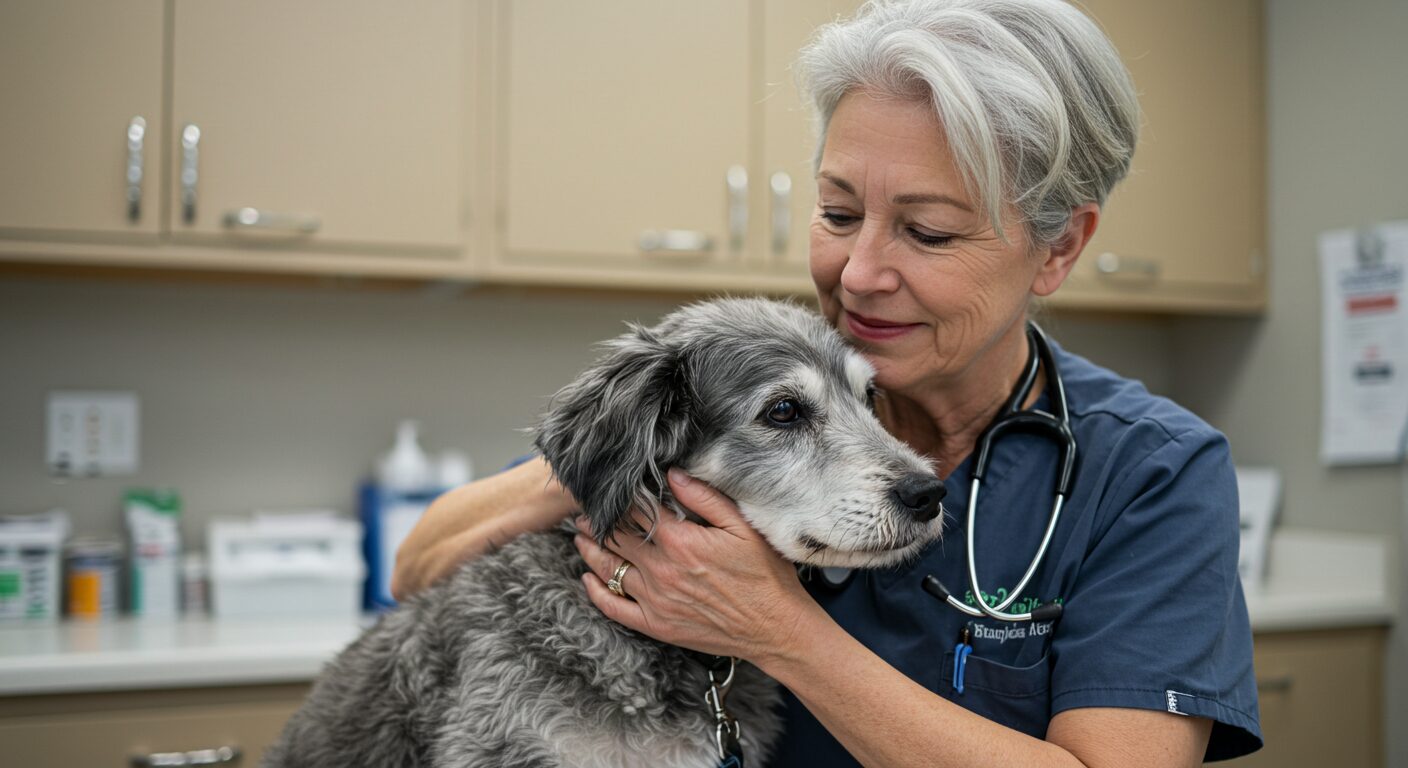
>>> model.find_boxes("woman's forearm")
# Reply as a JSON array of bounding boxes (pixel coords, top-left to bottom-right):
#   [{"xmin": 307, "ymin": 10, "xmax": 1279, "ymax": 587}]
[
  {"xmin": 758, "ymin": 606, "xmax": 1086, "ymax": 768},
  {"xmin": 390, "ymin": 456, "xmax": 578, "ymax": 599}
]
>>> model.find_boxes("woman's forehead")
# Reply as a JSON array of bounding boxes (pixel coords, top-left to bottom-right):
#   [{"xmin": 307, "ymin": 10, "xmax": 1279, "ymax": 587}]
[{"xmin": 818, "ymin": 91, "xmax": 972, "ymax": 206}]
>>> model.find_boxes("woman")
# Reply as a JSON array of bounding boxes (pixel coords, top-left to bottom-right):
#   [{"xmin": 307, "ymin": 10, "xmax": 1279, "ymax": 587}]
[{"xmin": 394, "ymin": 0, "xmax": 1262, "ymax": 764}]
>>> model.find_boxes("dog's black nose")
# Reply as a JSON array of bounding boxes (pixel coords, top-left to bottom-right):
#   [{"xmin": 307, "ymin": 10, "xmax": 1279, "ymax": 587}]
[{"xmin": 893, "ymin": 473, "xmax": 946, "ymax": 522}]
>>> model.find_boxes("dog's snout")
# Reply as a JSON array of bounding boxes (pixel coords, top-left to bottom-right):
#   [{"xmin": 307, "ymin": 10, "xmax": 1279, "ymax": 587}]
[{"xmin": 893, "ymin": 473, "xmax": 946, "ymax": 522}]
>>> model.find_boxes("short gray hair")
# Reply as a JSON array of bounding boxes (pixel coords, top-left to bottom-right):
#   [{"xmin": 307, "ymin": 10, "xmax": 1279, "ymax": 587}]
[{"xmin": 797, "ymin": 0, "xmax": 1140, "ymax": 248}]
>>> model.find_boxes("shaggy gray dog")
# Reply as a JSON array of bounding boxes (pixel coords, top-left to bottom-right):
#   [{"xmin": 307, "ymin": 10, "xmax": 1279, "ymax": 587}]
[{"xmin": 264, "ymin": 298, "xmax": 944, "ymax": 768}]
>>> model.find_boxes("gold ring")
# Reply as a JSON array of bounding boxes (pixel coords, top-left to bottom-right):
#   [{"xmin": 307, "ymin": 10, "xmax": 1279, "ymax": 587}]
[{"xmin": 606, "ymin": 560, "xmax": 633, "ymax": 598}]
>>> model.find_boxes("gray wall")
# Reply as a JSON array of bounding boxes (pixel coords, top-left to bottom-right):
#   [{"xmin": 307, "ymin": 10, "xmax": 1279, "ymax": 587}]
[
  {"xmin": 1171, "ymin": 0, "xmax": 1407, "ymax": 763},
  {"xmin": 0, "ymin": 277, "xmax": 1174, "ymax": 547}
]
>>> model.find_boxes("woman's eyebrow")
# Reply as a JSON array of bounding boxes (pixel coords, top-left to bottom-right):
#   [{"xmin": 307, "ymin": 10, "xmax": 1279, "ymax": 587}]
[
  {"xmin": 819, "ymin": 171, "xmax": 973, "ymax": 212},
  {"xmin": 817, "ymin": 171, "xmax": 855, "ymax": 195},
  {"xmin": 892, "ymin": 192, "xmax": 973, "ymax": 212}
]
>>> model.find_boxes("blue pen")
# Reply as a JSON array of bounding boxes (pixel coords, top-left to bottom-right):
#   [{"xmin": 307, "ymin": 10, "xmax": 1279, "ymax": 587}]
[{"xmin": 953, "ymin": 626, "xmax": 973, "ymax": 695}]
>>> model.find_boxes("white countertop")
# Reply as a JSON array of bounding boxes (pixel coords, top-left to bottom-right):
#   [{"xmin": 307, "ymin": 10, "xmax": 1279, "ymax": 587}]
[
  {"xmin": 1242, "ymin": 527, "xmax": 1397, "ymax": 632},
  {"xmin": 0, "ymin": 528, "xmax": 1396, "ymax": 697},
  {"xmin": 0, "ymin": 615, "xmax": 366, "ymax": 696}
]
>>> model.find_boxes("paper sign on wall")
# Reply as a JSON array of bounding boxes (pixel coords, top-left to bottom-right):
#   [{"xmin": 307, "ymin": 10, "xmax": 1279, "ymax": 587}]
[{"xmin": 1319, "ymin": 222, "xmax": 1408, "ymax": 465}]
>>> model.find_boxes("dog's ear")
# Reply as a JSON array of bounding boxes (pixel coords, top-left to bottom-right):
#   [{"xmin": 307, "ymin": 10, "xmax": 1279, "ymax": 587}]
[{"xmin": 534, "ymin": 323, "xmax": 694, "ymax": 543}]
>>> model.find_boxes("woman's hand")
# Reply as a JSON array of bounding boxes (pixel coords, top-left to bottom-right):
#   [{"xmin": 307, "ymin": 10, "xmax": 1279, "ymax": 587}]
[
  {"xmin": 573, "ymin": 467, "xmax": 818, "ymax": 665},
  {"xmin": 392, "ymin": 456, "xmax": 578, "ymax": 599}
]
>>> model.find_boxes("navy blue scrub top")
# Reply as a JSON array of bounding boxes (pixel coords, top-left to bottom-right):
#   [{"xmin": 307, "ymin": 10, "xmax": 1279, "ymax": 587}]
[{"xmin": 771, "ymin": 341, "xmax": 1262, "ymax": 766}]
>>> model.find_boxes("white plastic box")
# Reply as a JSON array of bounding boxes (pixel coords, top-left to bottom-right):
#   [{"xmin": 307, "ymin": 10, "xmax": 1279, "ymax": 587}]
[
  {"xmin": 0, "ymin": 511, "xmax": 68, "ymax": 621},
  {"xmin": 208, "ymin": 512, "xmax": 364, "ymax": 621}
]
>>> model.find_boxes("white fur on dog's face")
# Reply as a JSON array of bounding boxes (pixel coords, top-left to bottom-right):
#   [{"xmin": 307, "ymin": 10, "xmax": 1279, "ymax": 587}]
[{"xmin": 685, "ymin": 351, "xmax": 943, "ymax": 570}]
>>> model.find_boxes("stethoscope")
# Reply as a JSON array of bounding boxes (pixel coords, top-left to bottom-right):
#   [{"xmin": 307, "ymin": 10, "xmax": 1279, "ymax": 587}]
[{"xmin": 809, "ymin": 321, "xmax": 1075, "ymax": 625}]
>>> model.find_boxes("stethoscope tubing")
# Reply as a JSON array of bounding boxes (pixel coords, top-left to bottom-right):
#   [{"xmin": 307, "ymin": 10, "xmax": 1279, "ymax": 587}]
[{"xmin": 923, "ymin": 321, "xmax": 1073, "ymax": 625}]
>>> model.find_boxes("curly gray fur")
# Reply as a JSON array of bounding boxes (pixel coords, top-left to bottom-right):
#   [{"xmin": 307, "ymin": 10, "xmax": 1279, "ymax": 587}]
[{"xmin": 264, "ymin": 298, "xmax": 942, "ymax": 768}]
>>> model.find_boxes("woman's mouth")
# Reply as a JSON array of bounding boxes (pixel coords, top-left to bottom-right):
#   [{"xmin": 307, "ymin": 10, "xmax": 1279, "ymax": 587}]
[{"xmin": 845, "ymin": 311, "xmax": 922, "ymax": 342}]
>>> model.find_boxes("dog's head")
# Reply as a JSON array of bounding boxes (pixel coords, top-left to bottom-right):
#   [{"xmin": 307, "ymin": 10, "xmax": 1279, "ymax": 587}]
[{"xmin": 535, "ymin": 297, "xmax": 943, "ymax": 568}]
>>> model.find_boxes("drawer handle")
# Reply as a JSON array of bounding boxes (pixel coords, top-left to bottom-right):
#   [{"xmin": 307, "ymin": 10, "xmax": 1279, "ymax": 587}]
[
  {"xmin": 1255, "ymin": 674, "xmax": 1294, "ymax": 694},
  {"xmin": 223, "ymin": 207, "xmax": 321, "ymax": 234},
  {"xmin": 770, "ymin": 171, "xmax": 792, "ymax": 257},
  {"xmin": 130, "ymin": 746, "xmax": 241, "ymax": 766},
  {"xmin": 180, "ymin": 123, "xmax": 201, "ymax": 225},
  {"xmin": 1095, "ymin": 251, "xmax": 1161, "ymax": 281},
  {"xmin": 726, "ymin": 164, "xmax": 748, "ymax": 253},
  {"xmin": 638, "ymin": 229, "xmax": 714, "ymax": 257},
  {"xmin": 126, "ymin": 116, "xmax": 146, "ymax": 222}
]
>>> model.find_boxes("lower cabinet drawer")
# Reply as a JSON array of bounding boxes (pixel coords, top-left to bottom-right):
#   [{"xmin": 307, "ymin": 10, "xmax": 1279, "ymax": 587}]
[
  {"xmin": 1218, "ymin": 627, "xmax": 1385, "ymax": 768},
  {"xmin": 0, "ymin": 683, "xmax": 309, "ymax": 766}
]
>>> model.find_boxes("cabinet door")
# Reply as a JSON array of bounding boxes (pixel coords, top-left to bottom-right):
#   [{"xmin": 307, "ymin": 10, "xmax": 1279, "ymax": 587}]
[
  {"xmin": 761, "ymin": 0, "xmax": 863, "ymax": 276},
  {"xmin": 170, "ymin": 0, "xmax": 463, "ymax": 252},
  {"xmin": 1223, "ymin": 628, "xmax": 1385, "ymax": 768},
  {"xmin": 0, "ymin": 0, "xmax": 165, "ymax": 237},
  {"xmin": 1064, "ymin": 0, "xmax": 1265, "ymax": 310},
  {"xmin": 495, "ymin": 0, "xmax": 751, "ymax": 275}
]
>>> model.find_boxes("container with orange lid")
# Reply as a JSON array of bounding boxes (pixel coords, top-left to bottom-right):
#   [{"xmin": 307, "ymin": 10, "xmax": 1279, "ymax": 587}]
[{"xmin": 65, "ymin": 539, "xmax": 122, "ymax": 619}]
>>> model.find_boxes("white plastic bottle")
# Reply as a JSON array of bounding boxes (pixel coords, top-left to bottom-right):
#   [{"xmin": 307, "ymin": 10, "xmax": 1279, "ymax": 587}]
[{"xmin": 378, "ymin": 420, "xmax": 434, "ymax": 493}]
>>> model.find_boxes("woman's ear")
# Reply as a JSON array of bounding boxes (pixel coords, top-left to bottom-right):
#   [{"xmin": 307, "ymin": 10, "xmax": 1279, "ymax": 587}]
[{"xmin": 1031, "ymin": 202, "xmax": 1100, "ymax": 297}]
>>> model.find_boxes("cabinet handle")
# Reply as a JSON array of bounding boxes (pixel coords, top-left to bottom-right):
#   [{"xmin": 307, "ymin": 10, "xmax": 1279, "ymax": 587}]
[
  {"xmin": 638, "ymin": 229, "xmax": 714, "ymax": 257},
  {"xmin": 769, "ymin": 171, "xmax": 792, "ymax": 257},
  {"xmin": 130, "ymin": 746, "xmax": 241, "ymax": 766},
  {"xmin": 180, "ymin": 123, "xmax": 201, "ymax": 225},
  {"xmin": 1255, "ymin": 674, "xmax": 1294, "ymax": 694},
  {"xmin": 126, "ymin": 116, "xmax": 146, "ymax": 222},
  {"xmin": 1095, "ymin": 251, "xmax": 1160, "ymax": 281},
  {"xmin": 727, "ymin": 164, "xmax": 748, "ymax": 253},
  {"xmin": 223, "ymin": 207, "xmax": 321, "ymax": 234}
]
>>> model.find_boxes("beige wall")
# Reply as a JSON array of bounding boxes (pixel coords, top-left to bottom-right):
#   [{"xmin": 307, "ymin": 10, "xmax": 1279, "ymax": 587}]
[
  {"xmin": 0, "ymin": 277, "xmax": 1173, "ymax": 546},
  {"xmin": 1170, "ymin": 0, "xmax": 1407, "ymax": 763}
]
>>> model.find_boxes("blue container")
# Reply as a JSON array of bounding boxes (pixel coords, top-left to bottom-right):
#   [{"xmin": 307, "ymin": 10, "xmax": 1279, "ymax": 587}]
[{"xmin": 360, "ymin": 483, "xmax": 443, "ymax": 612}]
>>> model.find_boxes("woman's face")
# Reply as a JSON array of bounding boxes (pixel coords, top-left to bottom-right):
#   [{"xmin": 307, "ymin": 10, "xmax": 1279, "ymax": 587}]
[{"xmin": 809, "ymin": 90, "xmax": 1051, "ymax": 397}]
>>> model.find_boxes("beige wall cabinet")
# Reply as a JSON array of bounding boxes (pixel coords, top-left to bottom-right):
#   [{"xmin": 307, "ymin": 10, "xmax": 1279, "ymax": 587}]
[
  {"xmin": 0, "ymin": 0, "xmax": 166, "ymax": 239},
  {"xmin": 1220, "ymin": 627, "xmax": 1387, "ymax": 768},
  {"xmin": 1, "ymin": 0, "xmax": 1266, "ymax": 313},
  {"xmin": 170, "ymin": 0, "xmax": 465, "ymax": 256},
  {"xmin": 1059, "ymin": 0, "xmax": 1266, "ymax": 313},
  {"xmin": 0, "ymin": 0, "xmax": 472, "ymax": 278},
  {"xmin": 487, "ymin": 0, "xmax": 775, "ymax": 291},
  {"xmin": 0, "ymin": 683, "xmax": 308, "ymax": 766}
]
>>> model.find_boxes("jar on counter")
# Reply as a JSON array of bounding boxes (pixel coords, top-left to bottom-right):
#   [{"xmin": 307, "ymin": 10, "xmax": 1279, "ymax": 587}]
[{"xmin": 66, "ymin": 539, "xmax": 122, "ymax": 620}]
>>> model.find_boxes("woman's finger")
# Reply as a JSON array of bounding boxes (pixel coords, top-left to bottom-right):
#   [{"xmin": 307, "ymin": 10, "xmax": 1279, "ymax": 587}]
[
  {"xmin": 581, "ymin": 569, "xmax": 650, "ymax": 632},
  {"xmin": 666, "ymin": 468, "xmax": 757, "ymax": 538},
  {"xmin": 573, "ymin": 533, "xmax": 644, "ymax": 599}
]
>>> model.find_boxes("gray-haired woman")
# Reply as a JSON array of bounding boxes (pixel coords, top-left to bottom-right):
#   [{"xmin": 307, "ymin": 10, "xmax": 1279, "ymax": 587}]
[{"xmin": 395, "ymin": 1, "xmax": 1262, "ymax": 764}]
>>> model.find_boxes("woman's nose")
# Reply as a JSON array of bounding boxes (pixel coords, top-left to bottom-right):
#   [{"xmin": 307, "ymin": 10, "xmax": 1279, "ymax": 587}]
[{"xmin": 839, "ymin": 222, "xmax": 901, "ymax": 295}]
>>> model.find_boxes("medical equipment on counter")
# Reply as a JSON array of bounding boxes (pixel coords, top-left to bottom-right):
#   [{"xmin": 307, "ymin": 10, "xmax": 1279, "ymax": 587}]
[
  {"xmin": 0, "ymin": 511, "xmax": 69, "ymax": 621},
  {"xmin": 921, "ymin": 321, "xmax": 1072, "ymax": 624},
  {"xmin": 208, "ymin": 511, "xmax": 363, "ymax": 620}
]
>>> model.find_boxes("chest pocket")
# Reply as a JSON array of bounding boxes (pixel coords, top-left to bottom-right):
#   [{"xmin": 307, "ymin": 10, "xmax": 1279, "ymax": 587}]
[{"xmin": 940, "ymin": 650, "xmax": 1053, "ymax": 739}]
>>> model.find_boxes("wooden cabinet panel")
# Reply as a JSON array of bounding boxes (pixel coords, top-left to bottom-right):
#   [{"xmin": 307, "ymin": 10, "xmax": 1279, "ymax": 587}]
[
  {"xmin": 761, "ymin": 0, "xmax": 864, "ymax": 276},
  {"xmin": 1060, "ymin": 0, "xmax": 1265, "ymax": 312},
  {"xmin": 170, "ymin": 0, "xmax": 464, "ymax": 253},
  {"xmin": 496, "ymin": 0, "xmax": 752, "ymax": 272},
  {"xmin": 1220, "ymin": 628, "xmax": 1385, "ymax": 768},
  {"xmin": 0, "ymin": 0, "xmax": 165, "ymax": 238},
  {"xmin": 0, "ymin": 683, "xmax": 308, "ymax": 766}
]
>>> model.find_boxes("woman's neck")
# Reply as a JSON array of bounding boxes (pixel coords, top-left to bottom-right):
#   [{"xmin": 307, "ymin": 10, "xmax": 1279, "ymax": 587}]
[{"xmin": 876, "ymin": 322, "xmax": 1044, "ymax": 479}]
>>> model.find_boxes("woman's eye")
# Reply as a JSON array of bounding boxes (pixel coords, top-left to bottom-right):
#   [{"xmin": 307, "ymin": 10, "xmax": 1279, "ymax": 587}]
[
  {"xmin": 819, "ymin": 211, "xmax": 860, "ymax": 228},
  {"xmin": 765, "ymin": 399, "xmax": 803, "ymax": 426},
  {"xmin": 909, "ymin": 227, "xmax": 954, "ymax": 247}
]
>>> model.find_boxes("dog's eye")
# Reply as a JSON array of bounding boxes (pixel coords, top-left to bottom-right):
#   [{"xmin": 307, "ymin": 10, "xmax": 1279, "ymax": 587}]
[
  {"xmin": 865, "ymin": 385, "xmax": 879, "ymax": 414},
  {"xmin": 765, "ymin": 399, "xmax": 802, "ymax": 425}
]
